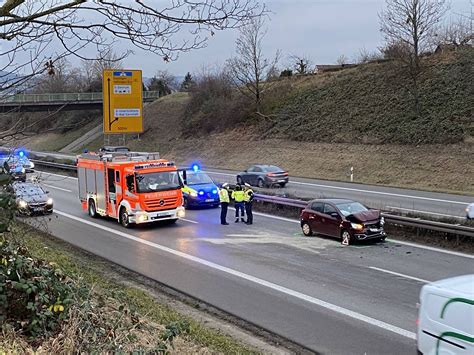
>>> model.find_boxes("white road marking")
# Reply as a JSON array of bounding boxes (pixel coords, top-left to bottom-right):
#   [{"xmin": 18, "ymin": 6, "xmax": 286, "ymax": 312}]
[
  {"xmin": 37, "ymin": 170, "xmax": 77, "ymax": 180},
  {"xmin": 228, "ymin": 207, "xmax": 299, "ymax": 224},
  {"xmin": 43, "ymin": 184, "xmax": 72, "ymax": 193},
  {"xmin": 206, "ymin": 171, "xmax": 467, "ymax": 205},
  {"xmin": 54, "ymin": 209, "xmax": 416, "ymax": 340},
  {"xmin": 386, "ymin": 239, "xmax": 474, "ymax": 259},
  {"xmin": 39, "ymin": 170, "xmax": 474, "ymax": 259},
  {"xmin": 386, "ymin": 206, "xmax": 465, "ymax": 219},
  {"xmin": 181, "ymin": 218, "xmax": 198, "ymax": 224},
  {"xmin": 369, "ymin": 266, "xmax": 430, "ymax": 283}
]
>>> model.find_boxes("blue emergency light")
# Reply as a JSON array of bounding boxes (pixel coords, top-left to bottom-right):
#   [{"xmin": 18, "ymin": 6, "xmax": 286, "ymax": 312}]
[
  {"xmin": 192, "ymin": 164, "xmax": 200, "ymax": 172},
  {"xmin": 17, "ymin": 150, "xmax": 25, "ymax": 158}
]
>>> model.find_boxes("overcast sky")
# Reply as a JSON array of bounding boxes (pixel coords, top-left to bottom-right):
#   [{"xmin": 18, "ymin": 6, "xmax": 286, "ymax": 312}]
[{"xmin": 122, "ymin": 0, "xmax": 472, "ymax": 78}]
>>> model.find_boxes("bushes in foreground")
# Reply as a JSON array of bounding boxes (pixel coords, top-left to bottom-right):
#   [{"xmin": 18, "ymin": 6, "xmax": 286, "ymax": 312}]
[{"xmin": 0, "ymin": 234, "xmax": 190, "ymax": 353}]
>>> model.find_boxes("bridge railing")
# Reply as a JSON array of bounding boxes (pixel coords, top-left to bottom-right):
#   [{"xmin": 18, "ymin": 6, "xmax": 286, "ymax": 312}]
[{"xmin": 0, "ymin": 91, "xmax": 160, "ymax": 103}]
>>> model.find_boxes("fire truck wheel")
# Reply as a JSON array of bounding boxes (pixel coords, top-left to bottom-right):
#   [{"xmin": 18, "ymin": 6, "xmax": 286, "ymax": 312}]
[
  {"xmin": 88, "ymin": 200, "xmax": 97, "ymax": 218},
  {"xmin": 120, "ymin": 207, "xmax": 131, "ymax": 228}
]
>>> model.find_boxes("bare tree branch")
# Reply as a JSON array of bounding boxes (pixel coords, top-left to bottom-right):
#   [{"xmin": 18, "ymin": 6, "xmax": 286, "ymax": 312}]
[
  {"xmin": 1, "ymin": 0, "xmax": 265, "ymax": 94},
  {"xmin": 226, "ymin": 16, "xmax": 280, "ymax": 113}
]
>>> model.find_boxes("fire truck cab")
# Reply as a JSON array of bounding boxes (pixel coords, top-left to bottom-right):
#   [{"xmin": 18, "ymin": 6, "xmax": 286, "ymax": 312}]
[{"xmin": 77, "ymin": 150, "xmax": 185, "ymax": 228}]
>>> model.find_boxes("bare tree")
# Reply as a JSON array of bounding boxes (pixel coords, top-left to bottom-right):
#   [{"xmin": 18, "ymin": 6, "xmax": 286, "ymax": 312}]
[
  {"xmin": 0, "ymin": 1, "xmax": 264, "ymax": 96},
  {"xmin": 336, "ymin": 54, "xmax": 349, "ymax": 65},
  {"xmin": 289, "ymin": 54, "xmax": 313, "ymax": 75},
  {"xmin": 380, "ymin": 0, "xmax": 448, "ymax": 113},
  {"xmin": 227, "ymin": 16, "xmax": 280, "ymax": 113},
  {"xmin": 434, "ymin": 15, "xmax": 472, "ymax": 46},
  {"xmin": 355, "ymin": 47, "xmax": 382, "ymax": 64}
]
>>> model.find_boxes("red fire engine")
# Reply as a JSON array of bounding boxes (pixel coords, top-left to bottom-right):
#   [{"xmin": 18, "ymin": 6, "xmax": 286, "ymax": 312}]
[{"xmin": 77, "ymin": 150, "xmax": 185, "ymax": 228}]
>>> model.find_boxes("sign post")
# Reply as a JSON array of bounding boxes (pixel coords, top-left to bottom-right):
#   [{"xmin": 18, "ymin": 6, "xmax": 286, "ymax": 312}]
[{"xmin": 103, "ymin": 69, "xmax": 143, "ymax": 135}]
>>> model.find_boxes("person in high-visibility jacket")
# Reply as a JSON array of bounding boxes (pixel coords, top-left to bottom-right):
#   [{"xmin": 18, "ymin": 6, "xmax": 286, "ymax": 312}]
[
  {"xmin": 219, "ymin": 183, "xmax": 230, "ymax": 225},
  {"xmin": 243, "ymin": 183, "xmax": 254, "ymax": 225},
  {"xmin": 231, "ymin": 184, "xmax": 245, "ymax": 223}
]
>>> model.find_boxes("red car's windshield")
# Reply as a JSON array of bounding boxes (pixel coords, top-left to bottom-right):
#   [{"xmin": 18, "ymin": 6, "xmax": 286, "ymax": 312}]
[{"xmin": 336, "ymin": 202, "xmax": 368, "ymax": 217}]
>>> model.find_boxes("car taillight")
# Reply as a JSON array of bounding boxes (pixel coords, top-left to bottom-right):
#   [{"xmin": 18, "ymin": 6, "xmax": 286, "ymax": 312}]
[{"xmin": 267, "ymin": 173, "xmax": 276, "ymax": 177}]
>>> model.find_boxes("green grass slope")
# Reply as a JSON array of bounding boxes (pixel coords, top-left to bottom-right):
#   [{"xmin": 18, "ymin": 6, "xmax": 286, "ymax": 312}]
[{"xmin": 261, "ymin": 49, "xmax": 473, "ymax": 144}]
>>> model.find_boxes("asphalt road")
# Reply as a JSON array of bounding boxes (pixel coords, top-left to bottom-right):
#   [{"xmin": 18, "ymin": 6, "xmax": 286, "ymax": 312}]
[
  {"xmin": 30, "ymin": 150, "xmax": 472, "ymax": 219},
  {"xmin": 31, "ymin": 170, "xmax": 474, "ymax": 354}
]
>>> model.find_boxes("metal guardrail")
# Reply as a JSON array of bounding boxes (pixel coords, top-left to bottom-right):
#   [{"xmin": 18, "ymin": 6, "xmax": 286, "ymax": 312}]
[
  {"xmin": 253, "ymin": 195, "xmax": 474, "ymax": 238},
  {"xmin": 31, "ymin": 159, "xmax": 474, "ymax": 238},
  {"xmin": 31, "ymin": 159, "xmax": 77, "ymax": 170},
  {"xmin": 0, "ymin": 91, "xmax": 160, "ymax": 103}
]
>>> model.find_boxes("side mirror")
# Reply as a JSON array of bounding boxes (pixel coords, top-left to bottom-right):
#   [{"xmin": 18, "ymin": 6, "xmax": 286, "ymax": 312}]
[
  {"xmin": 244, "ymin": 170, "xmax": 247, "ymax": 173},
  {"xmin": 45, "ymin": 191, "xmax": 50, "ymax": 194}
]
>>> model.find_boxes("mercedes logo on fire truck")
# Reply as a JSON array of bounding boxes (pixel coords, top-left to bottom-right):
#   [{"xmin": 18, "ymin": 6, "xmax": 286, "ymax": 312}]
[{"xmin": 159, "ymin": 200, "xmax": 165, "ymax": 206}]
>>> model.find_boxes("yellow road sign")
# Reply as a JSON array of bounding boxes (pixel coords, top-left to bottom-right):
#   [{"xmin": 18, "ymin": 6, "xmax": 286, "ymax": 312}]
[{"xmin": 103, "ymin": 69, "xmax": 143, "ymax": 134}]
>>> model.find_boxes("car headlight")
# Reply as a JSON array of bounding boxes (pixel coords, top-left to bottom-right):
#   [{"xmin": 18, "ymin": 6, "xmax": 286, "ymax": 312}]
[
  {"xmin": 189, "ymin": 191, "xmax": 197, "ymax": 197},
  {"xmin": 21, "ymin": 168, "xmax": 25, "ymax": 174},
  {"xmin": 18, "ymin": 200, "xmax": 28, "ymax": 208},
  {"xmin": 198, "ymin": 190, "xmax": 205, "ymax": 196},
  {"xmin": 380, "ymin": 217, "xmax": 385, "ymax": 226},
  {"xmin": 30, "ymin": 162, "xmax": 35, "ymax": 169},
  {"xmin": 137, "ymin": 213, "xmax": 148, "ymax": 223},
  {"xmin": 177, "ymin": 208, "xmax": 186, "ymax": 218},
  {"xmin": 351, "ymin": 223, "xmax": 364, "ymax": 231},
  {"xmin": 212, "ymin": 189, "xmax": 218, "ymax": 195},
  {"xmin": 46, "ymin": 198, "xmax": 53, "ymax": 205}
]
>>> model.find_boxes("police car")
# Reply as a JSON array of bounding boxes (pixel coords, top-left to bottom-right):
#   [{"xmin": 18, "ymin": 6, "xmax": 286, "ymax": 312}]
[{"xmin": 180, "ymin": 165, "xmax": 220, "ymax": 208}]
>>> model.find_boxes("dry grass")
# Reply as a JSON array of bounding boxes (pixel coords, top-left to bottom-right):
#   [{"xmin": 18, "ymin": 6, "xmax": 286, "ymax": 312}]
[{"xmin": 157, "ymin": 131, "xmax": 473, "ymax": 195}]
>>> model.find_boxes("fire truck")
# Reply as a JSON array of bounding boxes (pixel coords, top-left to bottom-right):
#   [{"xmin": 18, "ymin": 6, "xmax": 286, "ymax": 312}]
[{"xmin": 77, "ymin": 150, "xmax": 185, "ymax": 228}]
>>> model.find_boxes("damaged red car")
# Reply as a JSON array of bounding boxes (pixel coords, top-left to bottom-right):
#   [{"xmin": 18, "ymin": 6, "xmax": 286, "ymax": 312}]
[{"xmin": 300, "ymin": 199, "xmax": 386, "ymax": 244}]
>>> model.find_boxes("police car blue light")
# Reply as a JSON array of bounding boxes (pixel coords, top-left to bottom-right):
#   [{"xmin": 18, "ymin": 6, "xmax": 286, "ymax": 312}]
[{"xmin": 181, "ymin": 167, "xmax": 220, "ymax": 209}]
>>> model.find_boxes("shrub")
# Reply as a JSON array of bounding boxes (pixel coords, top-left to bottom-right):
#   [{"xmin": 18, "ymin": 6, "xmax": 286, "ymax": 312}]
[{"xmin": 0, "ymin": 236, "xmax": 74, "ymax": 338}]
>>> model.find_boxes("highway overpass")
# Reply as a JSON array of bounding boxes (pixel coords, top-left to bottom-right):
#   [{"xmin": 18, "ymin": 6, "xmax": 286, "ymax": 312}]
[{"xmin": 0, "ymin": 91, "xmax": 160, "ymax": 112}]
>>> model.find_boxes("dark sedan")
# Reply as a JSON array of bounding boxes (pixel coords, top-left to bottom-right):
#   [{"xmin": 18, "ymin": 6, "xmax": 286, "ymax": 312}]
[
  {"xmin": 300, "ymin": 199, "xmax": 386, "ymax": 245},
  {"xmin": 237, "ymin": 165, "xmax": 289, "ymax": 188},
  {"xmin": 13, "ymin": 182, "xmax": 53, "ymax": 215}
]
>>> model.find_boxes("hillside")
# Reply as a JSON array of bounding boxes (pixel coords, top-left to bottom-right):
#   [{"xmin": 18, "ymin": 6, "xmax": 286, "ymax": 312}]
[
  {"xmin": 263, "ymin": 49, "xmax": 473, "ymax": 144},
  {"xmin": 19, "ymin": 49, "xmax": 474, "ymax": 194}
]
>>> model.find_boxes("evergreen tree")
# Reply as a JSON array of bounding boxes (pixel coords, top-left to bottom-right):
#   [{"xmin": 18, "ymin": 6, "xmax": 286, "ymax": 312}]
[{"xmin": 180, "ymin": 72, "xmax": 195, "ymax": 91}]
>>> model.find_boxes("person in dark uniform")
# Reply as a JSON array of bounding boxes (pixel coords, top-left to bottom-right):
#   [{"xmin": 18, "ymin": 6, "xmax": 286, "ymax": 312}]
[{"xmin": 244, "ymin": 183, "xmax": 254, "ymax": 225}]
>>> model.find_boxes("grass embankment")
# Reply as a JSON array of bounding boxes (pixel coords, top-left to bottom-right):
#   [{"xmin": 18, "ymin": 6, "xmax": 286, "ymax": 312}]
[
  {"xmin": 0, "ymin": 223, "xmax": 258, "ymax": 354},
  {"xmin": 264, "ymin": 49, "xmax": 473, "ymax": 144}
]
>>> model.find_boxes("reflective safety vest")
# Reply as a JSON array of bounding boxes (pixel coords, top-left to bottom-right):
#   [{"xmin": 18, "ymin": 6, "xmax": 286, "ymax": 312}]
[
  {"xmin": 219, "ymin": 188, "xmax": 230, "ymax": 203},
  {"xmin": 244, "ymin": 188, "xmax": 254, "ymax": 202},
  {"xmin": 232, "ymin": 190, "xmax": 245, "ymax": 202}
]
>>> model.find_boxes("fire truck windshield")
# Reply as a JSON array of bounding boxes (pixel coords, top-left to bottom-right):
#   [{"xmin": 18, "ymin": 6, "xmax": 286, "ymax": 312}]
[{"xmin": 135, "ymin": 171, "xmax": 181, "ymax": 193}]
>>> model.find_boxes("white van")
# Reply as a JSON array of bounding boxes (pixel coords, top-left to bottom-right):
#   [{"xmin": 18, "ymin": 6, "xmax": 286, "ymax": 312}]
[{"xmin": 417, "ymin": 274, "xmax": 474, "ymax": 355}]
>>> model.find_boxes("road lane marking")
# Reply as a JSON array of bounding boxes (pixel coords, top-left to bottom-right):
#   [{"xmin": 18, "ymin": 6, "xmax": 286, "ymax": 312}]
[
  {"xmin": 39, "ymin": 170, "xmax": 474, "ymax": 259},
  {"xmin": 369, "ymin": 267, "xmax": 430, "ymax": 283},
  {"xmin": 386, "ymin": 206, "xmax": 465, "ymax": 219},
  {"xmin": 229, "ymin": 207, "xmax": 299, "ymax": 224},
  {"xmin": 181, "ymin": 218, "xmax": 198, "ymax": 224},
  {"xmin": 207, "ymin": 171, "xmax": 467, "ymax": 205},
  {"xmin": 54, "ymin": 209, "xmax": 416, "ymax": 340},
  {"xmin": 43, "ymin": 184, "xmax": 72, "ymax": 193},
  {"xmin": 37, "ymin": 170, "xmax": 77, "ymax": 180},
  {"xmin": 386, "ymin": 239, "xmax": 474, "ymax": 259}
]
